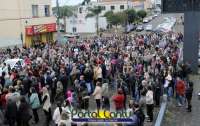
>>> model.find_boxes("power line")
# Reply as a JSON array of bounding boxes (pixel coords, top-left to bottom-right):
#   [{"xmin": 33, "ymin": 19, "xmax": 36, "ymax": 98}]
[{"xmin": 0, "ymin": 16, "xmax": 56, "ymax": 22}]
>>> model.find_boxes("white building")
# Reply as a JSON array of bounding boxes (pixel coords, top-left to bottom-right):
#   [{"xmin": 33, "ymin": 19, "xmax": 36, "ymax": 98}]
[
  {"xmin": 65, "ymin": 0, "xmax": 150, "ymax": 34},
  {"xmin": 65, "ymin": 3, "xmax": 107, "ymax": 34},
  {"xmin": 97, "ymin": 0, "xmax": 146, "ymax": 16}
]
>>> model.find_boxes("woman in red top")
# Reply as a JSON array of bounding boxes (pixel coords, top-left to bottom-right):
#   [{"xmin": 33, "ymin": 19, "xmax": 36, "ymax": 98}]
[
  {"xmin": 112, "ymin": 88, "xmax": 125, "ymax": 111},
  {"xmin": 0, "ymin": 88, "xmax": 8, "ymax": 109},
  {"xmin": 176, "ymin": 77, "xmax": 186, "ymax": 106}
]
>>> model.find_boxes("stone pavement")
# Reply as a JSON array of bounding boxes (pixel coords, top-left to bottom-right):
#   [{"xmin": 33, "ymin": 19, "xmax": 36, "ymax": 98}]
[{"xmin": 163, "ymin": 75, "xmax": 200, "ymax": 126}]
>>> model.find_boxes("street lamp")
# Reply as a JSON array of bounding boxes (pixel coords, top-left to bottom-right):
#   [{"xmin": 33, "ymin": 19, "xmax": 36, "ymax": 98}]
[{"xmin": 56, "ymin": 0, "xmax": 61, "ymax": 43}]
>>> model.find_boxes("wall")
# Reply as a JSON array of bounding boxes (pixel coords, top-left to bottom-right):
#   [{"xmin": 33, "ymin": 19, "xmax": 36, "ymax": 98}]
[
  {"xmin": 0, "ymin": 0, "xmax": 56, "ymax": 47},
  {"xmin": 65, "ymin": 16, "xmax": 107, "ymax": 33}
]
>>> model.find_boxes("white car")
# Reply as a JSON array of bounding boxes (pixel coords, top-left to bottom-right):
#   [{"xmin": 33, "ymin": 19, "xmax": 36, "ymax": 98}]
[
  {"xmin": 143, "ymin": 18, "xmax": 149, "ymax": 23},
  {"xmin": 145, "ymin": 24, "xmax": 153, "ymax": 31},
  {"xmin": 154, "ymin": 14, "xmax": 158, "ymax": 17},
  {"xmin": 147, "ymin": 16, "xmax": 153, "ymax": 21},
  {"xmin": 0, "ymin": 59, "xmax": 25, "ymax": 76},
  {"xmin": 136, "ymin": 25, "xmax": 144, "ymax": 32}
]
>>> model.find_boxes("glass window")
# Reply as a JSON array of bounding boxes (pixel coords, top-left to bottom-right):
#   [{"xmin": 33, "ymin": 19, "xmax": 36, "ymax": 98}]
[
  {"xmin": 44, "ymin": 5, "xmax": 50, "ymax": 17},
  {"xmin": 79, "ymin": 7, "xmax": 82, "ymax": 13},
  {"xmin": 72, "ymin": 27, "xmax": 77, "ymax": 33},
  {"xmin": 32, "ymin": 5, "xmax": 38, "ymax": 17},
  {"xmin": 102, "ymin": 6, "xmax": 106, "ymax": 10},
  {"xmin": 111, "ymin": 6, "xmax": 115, "ymax": 10},
  {"xmin": 120, "ymin": 5, "xmax": 124, "ymax": 10}
]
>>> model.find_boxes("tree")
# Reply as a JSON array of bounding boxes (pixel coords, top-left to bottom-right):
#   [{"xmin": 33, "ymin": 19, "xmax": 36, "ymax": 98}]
[
  {"xmin": 104, "ymin": 11, "xmax": 114, "ymax": 28},
  {"xmin": 52, "ymin": 6, "xmax": 74, "ymax": 32},
  {"xmin": 86, "ymin": 6, "xmax": 103, "ymax": 35},
  {"xmin": 125, "ymin": 9, "xmax": 137, "ymax": 23},
  {"xmin": 82, "ymin": 0, "xmax": 91, "ymax": 5},
  {"xmin": 106, "ymin": 12, "xmax": 127, "ymax": 29},
  {"xmin": 137, "ymin": 10, "xmax": 147, "ymax": 20},
  {"xmin": 116, "ymin": 12, "xmax": 128, "ymax": 25}
]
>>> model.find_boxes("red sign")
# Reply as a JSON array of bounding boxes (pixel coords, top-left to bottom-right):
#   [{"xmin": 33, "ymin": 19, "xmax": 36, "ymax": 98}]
[
  {"xmin": 26, "ymin": 23, "xmax": 56, "ymax": 35},
  {"xmin": 26, "ymin": 26, "xmax": 33, "ymax": 35}
]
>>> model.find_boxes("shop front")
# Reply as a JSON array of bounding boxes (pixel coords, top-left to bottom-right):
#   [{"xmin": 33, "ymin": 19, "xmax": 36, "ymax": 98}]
[{"xmin": 25, "ymin": 23, "xmax": 56, "ymax": 47}]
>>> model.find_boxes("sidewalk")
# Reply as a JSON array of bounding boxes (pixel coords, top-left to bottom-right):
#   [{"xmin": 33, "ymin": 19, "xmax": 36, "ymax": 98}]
[{"xmin": 163, "ymin": 75, "xmax": 200, "ymax": 126}]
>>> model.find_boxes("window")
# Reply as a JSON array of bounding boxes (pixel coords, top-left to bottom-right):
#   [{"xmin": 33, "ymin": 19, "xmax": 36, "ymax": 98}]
[
  {"xmin": 120, "ymin": 5, "xmax": 124, "ymax": 10},
  {"xmin": 79, "ymin": 7, "xmax": 82, "ymax": 13},
  {"xmin": 102, "ymin": 6, "xmax": 106, "ymax": 10},
  {"xmin": 32, "ymin": 5, "xmax": 38, "ymax": 17},
  {"xmin": 44, "ymin": 5, "xmax": 50, "ymax": 17},
  {"xmin": 72, "ymin": 27, "xmax": 77, "ymax": 33},
  {"xmin": 111, "ymin": 6, "xmax": 115, "ymax": 10}
]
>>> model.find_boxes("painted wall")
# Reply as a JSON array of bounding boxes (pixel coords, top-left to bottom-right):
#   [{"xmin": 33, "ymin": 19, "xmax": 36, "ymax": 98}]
[
  {"xmin": 66, "ymin": 16, "xmax": 107, "ymax": 33},
  {"xmin": 0, "ymin": 0, "xmax": 56, "ymax": 47}
]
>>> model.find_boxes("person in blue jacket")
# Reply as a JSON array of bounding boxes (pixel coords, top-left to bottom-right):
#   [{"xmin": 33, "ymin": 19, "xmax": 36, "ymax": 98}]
[{"xmin": 29, "ymin": 87, "xmax": 40, "ymax": 124}]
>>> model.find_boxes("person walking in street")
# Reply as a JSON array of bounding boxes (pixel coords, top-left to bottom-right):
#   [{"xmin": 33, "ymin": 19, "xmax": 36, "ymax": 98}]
[
  {"xmin": 17, "ymin": 97, "xmax": 32, "ymax": 126},
  {"xmin": 29, "ymin": 87, "xmax": 40, "ymax": 124},
  {"xmin": 112, "ymin": 88, "xmax": 125, "ymax": 111},
  {"xmin": 134, "ymin": 103, "xmax": 145, "ymax": 126},
  {"xmin": 185, "ymin": 81, "xmax": 193, "ymax": 112},
  {"xmin": 176, "ymin": 77, "xmax": 186, "ymax": 106},
  {"xmin": 5, "ymin": 99, "xmax": 17, "ymax": 126},
  {"xmin": 53, "ymin": 101, "xmax": 64, "ymax": 126},
  {"xmin": 42, "ymin": 87, "xmax": 52, "ymax": 126},
  {"xmin": 146, "ymin": 86, "xmax": 154, "ymax": 122},
  {"xmin": 92, "ymin": 81, "xmax": 102, "ymax": 110}
]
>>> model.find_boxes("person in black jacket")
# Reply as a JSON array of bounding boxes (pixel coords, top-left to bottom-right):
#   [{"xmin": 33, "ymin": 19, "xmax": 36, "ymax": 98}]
[
  {"xmin": 5, "ymin": 99, "xmax": 17, "ymax": 126},
  {"xmin": 18, "ymin": 97, "xmax": 31, "ymax": 126},
  {"xmin": 185, "ymin": 82, "xmax": 193, "ymax": 112},
  {"xmin": 133, "ymin": 103, "xmax": 145, "ymax": 126}
]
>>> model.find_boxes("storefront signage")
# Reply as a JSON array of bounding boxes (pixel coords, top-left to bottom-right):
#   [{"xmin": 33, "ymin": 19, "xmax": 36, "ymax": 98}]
[{"xmin": 26, "ymin": 23, "xmax": 56, "ymax": 35}]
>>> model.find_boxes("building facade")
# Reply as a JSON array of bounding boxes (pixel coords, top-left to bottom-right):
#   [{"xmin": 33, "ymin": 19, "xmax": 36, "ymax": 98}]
[
  {"xmin": 65, "ymin": 0, "xmax": 151, "ymax": 34},
  {"xmin": 97, "ymin": 0, "xmax": 147, "ymax": 16},
  {"xmin": 65, "ymin": 3, "xmax": 107, "ymax": 34},
  {"xmin": 0, "ymin": 0, "xmax": 56, "ymax": 47}
]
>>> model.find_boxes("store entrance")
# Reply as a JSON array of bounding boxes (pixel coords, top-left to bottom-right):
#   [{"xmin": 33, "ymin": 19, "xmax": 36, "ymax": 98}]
[
  {"xmin": 32, "ymin": 34, "xmax": 42, "ymax": 47},
  {"xmin": 46, "ymin": 32, "xmax": 53, "ymax": 43}
]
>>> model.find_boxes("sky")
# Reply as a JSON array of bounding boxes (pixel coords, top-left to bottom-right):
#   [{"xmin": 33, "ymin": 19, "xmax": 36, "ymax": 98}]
[{"xmin": 52, "ymin": 0, "xmax": 96, "ymax": 7}]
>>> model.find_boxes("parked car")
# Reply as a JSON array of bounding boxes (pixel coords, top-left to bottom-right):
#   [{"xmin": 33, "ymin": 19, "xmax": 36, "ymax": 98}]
[
  {"xmin": 147, "ymin": 16, "xmax": 153, "ymax": 21},
  {"xmin": 145, "ymin": 24, "xmax": 153, "ymax": 31},
  {"xmin": 143, "ymin": 18, "xmax": 149, "ymax": 23},
  {"xmin": 0, "ymin": 59, "xmax": 25, "ymax": 76},
  {"xmin": 136, "ymin": 25, "xmax": 144, "ymax": 32}
]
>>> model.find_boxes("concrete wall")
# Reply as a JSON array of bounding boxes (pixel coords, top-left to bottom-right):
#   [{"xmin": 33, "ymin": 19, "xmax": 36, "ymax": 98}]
[{"xmin": 65, "ymin": 16, "xmax": 107, "ymax": 33}]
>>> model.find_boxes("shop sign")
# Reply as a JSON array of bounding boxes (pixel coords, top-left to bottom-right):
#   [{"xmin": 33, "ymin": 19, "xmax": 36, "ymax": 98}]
[{"xmin": 26, "ymin": 23, "xmax": 56, "ymax": 35}]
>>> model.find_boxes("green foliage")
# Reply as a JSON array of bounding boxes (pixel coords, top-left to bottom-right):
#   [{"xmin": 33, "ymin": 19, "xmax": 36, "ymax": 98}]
[
  {"xmin": 125, "ymin": 9, "xmax": 137, "ymax": 23},
  {"xmin": 86, "ymin": 6, "xmax": 102, "ymax": 18},
  {"xmin": 116, "ymin": 12, "xmax": 128, "ymax": 25},
  {"xmin": 52, "ymin": 6, "xmax": 74, "ymax": 18},
  {"xmin": 137, "ymin": 10, "xmax": 147, "ymax": 19},
  {"xmin": 105, "ymin": 11, "xmax": 127, "ymax": 26},
  {"xmin": 82, "ymin": 0, "xmax": 91, "ymax": 5},
  {"xmin": 86, "ymin": 6, "xmax": 103, "ymax": 35},
  {"xmin": 104, "ymin": 11, "xmax": 114, "ymax": 23}
]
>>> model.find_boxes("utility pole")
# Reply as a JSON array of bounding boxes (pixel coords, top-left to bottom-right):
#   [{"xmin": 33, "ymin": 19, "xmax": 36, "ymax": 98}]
[
  {"xmin": 56, "ymin": 0, "xmax": 61, "ymax": 43},
  {"xmin": 125, "ymin": 0, "xmax": 129, "ymax": 33}
]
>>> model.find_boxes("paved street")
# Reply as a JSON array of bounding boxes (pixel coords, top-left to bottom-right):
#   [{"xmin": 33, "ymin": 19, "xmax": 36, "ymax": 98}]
[{"xmin": 163, "ymin": 75, "xmax": 200, "ymax": 126}]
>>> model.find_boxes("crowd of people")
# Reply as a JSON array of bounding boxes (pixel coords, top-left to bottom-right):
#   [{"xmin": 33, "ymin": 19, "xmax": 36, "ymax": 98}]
[{"xmin": 0, "ymin": 31, "xmax": 193, "ymax": 126}]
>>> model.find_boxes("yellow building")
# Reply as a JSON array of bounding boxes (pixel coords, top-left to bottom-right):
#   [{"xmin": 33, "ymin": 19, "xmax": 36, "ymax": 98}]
[{"xmin": 0, "ymin": 0, "xmax": 56, "ymax": 47}]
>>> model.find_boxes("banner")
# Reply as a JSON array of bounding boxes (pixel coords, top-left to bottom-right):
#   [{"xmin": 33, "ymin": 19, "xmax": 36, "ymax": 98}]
[{"xmin": 26, "ymin": 23, "xmax": 56, "ymax": 35}]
